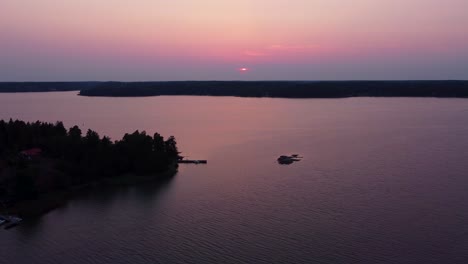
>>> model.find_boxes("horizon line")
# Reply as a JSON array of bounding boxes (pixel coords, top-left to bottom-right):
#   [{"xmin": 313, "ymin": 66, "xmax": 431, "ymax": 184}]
[{"xmin": 1, "ymin": 80, "xmax": 468, "ymax": 83}]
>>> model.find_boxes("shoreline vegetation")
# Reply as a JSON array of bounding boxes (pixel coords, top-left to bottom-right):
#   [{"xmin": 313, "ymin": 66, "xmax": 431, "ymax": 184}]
[
  {"xmin": 0, "ymin": 82, "xmax": 100, "ymax": 93},
  {"xmin": 78, "ymin": 80, "xmax": 468, "ymax": 98},
  {"xmin": 0, "ymin": 120, "xmax": 179, "ymax": 217},
  {"xmin": 3, "ymin": 81, "xmax": 468, "ymax": 98},
  {"xmin": 1, "ymin": 81, "xmax": 468, "ymax": 98}
]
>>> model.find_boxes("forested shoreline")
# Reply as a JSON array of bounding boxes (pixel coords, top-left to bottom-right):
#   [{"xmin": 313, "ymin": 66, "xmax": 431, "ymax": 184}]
[
  {"xmin": 2, "ymin": 81, "xmax": 468, "ymax": 98},
  {"xmin": 0, "ymin": 82, "xmax": 99, "ymax": 93},
  {"xmin": 78, "ymin": 81, "xmax": 468, "ymax": 98},
  {"xmin": 0, "ymin": 120, "xmax": 179, "ymax": 216}
]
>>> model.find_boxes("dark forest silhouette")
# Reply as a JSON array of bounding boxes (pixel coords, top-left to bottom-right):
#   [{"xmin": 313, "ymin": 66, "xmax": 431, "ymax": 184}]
[
  {"xmin": 2, "ymin": 81, "xmax": 468, "ymax": 98},
  {"xmin": 0, "ymin": 82, "xmax": 99, "ymax": 93},
  {"xmin": 79, "ymin": 81, "xmax": 468, "ymax": 98},
  {"xmin": 0, "ymin": 120, "xmax": 178, "ymax": 206}
]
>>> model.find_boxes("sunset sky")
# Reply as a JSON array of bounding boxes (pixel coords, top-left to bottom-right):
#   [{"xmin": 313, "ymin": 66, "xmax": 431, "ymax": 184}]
[{"xmin": 1, "ymin": 0, "xmax": 468, "ymax": 81}]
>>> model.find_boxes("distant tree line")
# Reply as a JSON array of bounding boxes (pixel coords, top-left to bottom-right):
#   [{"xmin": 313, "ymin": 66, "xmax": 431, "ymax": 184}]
[
  {"xmin": 78, "ymin": 81, "xmax": 468, "ymax": 98},
  {"xmin": 3, "ymin": 81, "xmax": 468, "ymax": 98},
  {"xmin": 0, "ymin": 119, "xmax": 178, "ymax": 201},
  {"xmin": 0, "ymin": 82, "xmax": 100, "ymax": 93}
]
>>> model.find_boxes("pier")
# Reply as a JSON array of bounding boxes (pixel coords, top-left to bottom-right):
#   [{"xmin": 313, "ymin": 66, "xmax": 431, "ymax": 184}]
[
  {"xmin": 0, "ymin": 215, "xmax": 22, "ymax": 229},
  {"xmin": 178, "ymin": 160, "xmax": 207, "ymax": 164}
]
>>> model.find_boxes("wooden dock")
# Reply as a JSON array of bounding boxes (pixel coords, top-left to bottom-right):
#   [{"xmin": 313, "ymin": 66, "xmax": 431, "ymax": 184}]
[
  {"xmin": 0, "ymin": 215, "xmax": 22, "ymax": 229},
  {"xmin": 178, "ymin": 160, "xmax": 207, "ymax": 164}
]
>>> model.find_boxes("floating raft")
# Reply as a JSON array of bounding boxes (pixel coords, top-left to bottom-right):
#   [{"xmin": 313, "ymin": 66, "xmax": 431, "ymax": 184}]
[{"xmin": 277, "ymin": 154, "xmax": 303, "ymax": 165}]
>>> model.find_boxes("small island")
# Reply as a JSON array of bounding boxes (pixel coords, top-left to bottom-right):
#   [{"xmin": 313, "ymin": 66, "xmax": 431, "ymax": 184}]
[{"xmin": 0, "ymin": 119, "xmax": 180, "ymax": 219}]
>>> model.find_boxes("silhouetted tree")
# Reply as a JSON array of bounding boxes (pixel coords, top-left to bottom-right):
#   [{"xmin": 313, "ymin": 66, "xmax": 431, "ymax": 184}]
[{"xmin": 165, "ymin": 136, "xmax": 178, "ymax": 157}]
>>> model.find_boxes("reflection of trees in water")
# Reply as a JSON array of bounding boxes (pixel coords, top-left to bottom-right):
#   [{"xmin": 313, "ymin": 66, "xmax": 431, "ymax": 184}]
[
  {"xmin": 85, "ymin": 175, "xmax": 176, "ymax": 206},
  {"xmin": 14, "ymin": 174, "xmax": 176, "ymax": 240}
]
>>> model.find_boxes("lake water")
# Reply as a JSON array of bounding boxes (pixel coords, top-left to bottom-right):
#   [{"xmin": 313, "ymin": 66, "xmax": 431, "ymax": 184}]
[{"xmin": 1, "ymin": 92, "xmax": 468, "ymax": 263}]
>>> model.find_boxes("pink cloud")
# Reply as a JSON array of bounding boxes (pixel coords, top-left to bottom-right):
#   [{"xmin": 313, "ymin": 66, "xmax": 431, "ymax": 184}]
[
  {"xmin": 267, "ymin": 44, "xmax": 320, "ymax": 51},
  {"xmin": 240, "ymin": 44, "xmax": 329, "ymax": 62},
  {"xmin": 243, "ymin": 50, "xmax": 269, "ymax": 57}
]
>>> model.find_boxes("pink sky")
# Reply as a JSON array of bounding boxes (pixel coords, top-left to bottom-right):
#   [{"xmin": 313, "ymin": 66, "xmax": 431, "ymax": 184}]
[{"xmin": 1, "ymin": 0, "xmax": 468, "ymax": 81}]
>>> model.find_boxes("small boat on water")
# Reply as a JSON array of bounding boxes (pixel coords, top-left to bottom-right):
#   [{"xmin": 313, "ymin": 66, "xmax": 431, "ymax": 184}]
[{"xmin": 0, "ymin": 219, "xmax": 6, "ymax": 226}]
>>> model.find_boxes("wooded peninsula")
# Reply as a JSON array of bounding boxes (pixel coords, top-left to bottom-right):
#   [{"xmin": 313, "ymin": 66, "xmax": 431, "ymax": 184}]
[
  {"xmin": 2, "ymin": 81, "xmax": 468, "ymax": 98},
  {"xmin": 78, "ymin": 81, "xmax": 468, "ymax": 98},
  {"xmin": 0, "ymin": 120, "xmax": 179, "ymax": 216}
]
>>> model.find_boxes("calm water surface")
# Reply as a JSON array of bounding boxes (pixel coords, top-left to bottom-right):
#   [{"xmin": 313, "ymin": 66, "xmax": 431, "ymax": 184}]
[{"xmin": 1, "ymin": 92, "xmax": 468, "ymax": 263}]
